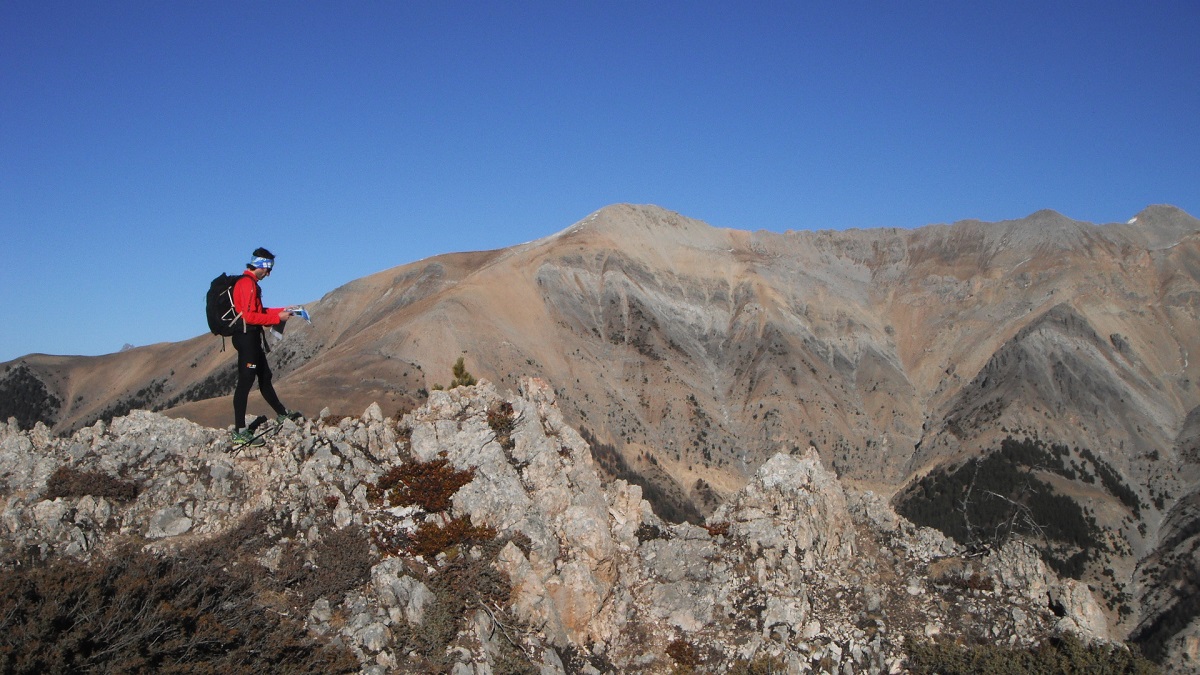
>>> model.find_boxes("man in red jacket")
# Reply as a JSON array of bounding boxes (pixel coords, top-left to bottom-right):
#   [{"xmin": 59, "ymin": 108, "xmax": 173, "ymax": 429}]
[{"xmin": 231, "ymin": 247, "xmax": 300, "ymax": 446}]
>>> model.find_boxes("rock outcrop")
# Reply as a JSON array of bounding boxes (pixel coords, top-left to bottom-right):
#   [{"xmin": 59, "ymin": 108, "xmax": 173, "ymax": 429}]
[{"xmin": 0, "ymin": 379, "xmax": 1143, "ymax": 672}]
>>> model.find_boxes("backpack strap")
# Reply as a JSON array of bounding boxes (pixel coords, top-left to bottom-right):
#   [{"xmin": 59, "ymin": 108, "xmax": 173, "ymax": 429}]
[{"xmin": 223, "ymin": 276, "xmax": 246, "ymax": 333}]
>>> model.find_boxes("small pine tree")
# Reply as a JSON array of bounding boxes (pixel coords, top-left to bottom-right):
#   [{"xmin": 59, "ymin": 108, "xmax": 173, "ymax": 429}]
[
  {"xmin": 449, "ymin": 356, "xmax": 476, "ymax": 388},
  {"xmin": 432, "ymin": 357, "xmax": 477, "ymax": 391}
]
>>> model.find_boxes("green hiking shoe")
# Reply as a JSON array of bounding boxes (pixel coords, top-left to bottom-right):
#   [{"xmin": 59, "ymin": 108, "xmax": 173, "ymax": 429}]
[
  {"xmin": 276, "ymin": 410, "xmax": 303, "ymax": 424},
  {"xmin": 232, "ymin": 429, "xmax": 265, "ymax": 447}
]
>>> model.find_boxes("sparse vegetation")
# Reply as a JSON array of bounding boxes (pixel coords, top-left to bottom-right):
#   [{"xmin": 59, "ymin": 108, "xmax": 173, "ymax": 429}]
[
  {"xmin": 896, "ymin": 437, "xmax": 1103, "ymax": 578},
  {"xmin": 580, "ymin": 426, "xmax": 704, "ymax": 525},
  {"xmin": 44, "ymin": 465, "xmax": 140, "ymax": 503},
  {"xmin": 693, "ymin": 478, "xmax": 721, "ymax": 512},
  {"xmin": 636, "ymin": 522, "xmax": 668, "ymax": 542},
  {"xmin": 1131, "ymin": 560, "xmax": 1200, "ymax": 663},
  {"xmin": 395, "ymin": 534, "xmax": 530, "ymax": 673},
  {"xmin": 163, "ymin": 368, "xmax": 238, "ymax": 408},
  {"xmin": 488, "ymin": 400, "xmax": 517, "ymax": 450},
  {"xmin": 84, "ymin": 378, "xmax": 167, "ymax": 427},
  {"xmin": 369, "ymin": 452, "xmax": 475, "ymax": 513},
  {"xmin": 0, "ymin": 511, "xmax": 359, "ymax": 674},
  {"xmin": 1080, "ymin": 447, "xmax": 1143, "ymax": 516},
  {"xmin": 905, "ymin": 632, "xmax": 1159, "ymax": 674},
  {"xmin": 665, "ymin": 637, "xmax": 702, "ymax": 669},
  {"xmin": 728, "ymin": 654, "xmax": 788, "ymax": 674},
  {"xmin": 407, "ymin": 515, "xmax": 497, "ymax": 559},
  {"xmin": 361, "ymin": 449, "xmax": 533, "ymax": 673},
  {"xmin": 0, "ymin": 363, "xmax": 61, "ymax": 430},
  {"xmin": 275, "ymin": 524, "xmax": 373, "ymax": 602}
]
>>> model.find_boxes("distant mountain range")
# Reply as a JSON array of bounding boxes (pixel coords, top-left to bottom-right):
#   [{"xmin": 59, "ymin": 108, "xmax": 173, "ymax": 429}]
[{"xmin": 5, "ymin": 202, "xmax": 1200, "ymax": 660}]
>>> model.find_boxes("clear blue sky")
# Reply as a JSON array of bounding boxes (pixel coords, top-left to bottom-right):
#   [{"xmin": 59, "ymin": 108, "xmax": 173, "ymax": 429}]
[{"xmin": 2, "ymin": 1, "xmax": 1197, "ymax": 362}]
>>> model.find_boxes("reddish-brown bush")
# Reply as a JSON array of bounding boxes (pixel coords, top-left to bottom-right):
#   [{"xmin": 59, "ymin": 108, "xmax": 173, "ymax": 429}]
[
  {"xmin": 666, "ymin": 637, "xmax": 702, "ymax": 667},
  {"xmin": 703, "ymin": 522, "xmax": 730, "ymax": 538},
  {"xmin": 43, "ymin": 465, "xmax": 140, "ymax": 503},
  {"xmin": 371, "ymin": 453, "xmax": 475, "ymax": 513},
  {"xmin": 408, "ymin": 516, "xmax": 497, "ymax": 559}
]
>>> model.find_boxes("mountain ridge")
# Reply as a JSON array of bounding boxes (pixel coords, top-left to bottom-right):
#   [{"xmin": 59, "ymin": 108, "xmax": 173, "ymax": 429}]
[{"xmin": 5, "ymin": 202, "xmax": 1200, "ymax": 665}]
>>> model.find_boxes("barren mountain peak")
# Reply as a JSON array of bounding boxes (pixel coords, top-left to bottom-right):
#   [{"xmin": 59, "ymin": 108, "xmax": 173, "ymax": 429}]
[
  {"xmin": 1134, "ymin": 204, "xmax": 1195, "ymax": 222},
  {"xmin": 1009, "ymin": 208, "xmax": 1093, "ymax": 233},
  {"xmin": 1118, "ymin": 204, "xmax": 1200, "ymax": 249},
  {"xmin": 539, "ymin": 204, "xmax": 737, "ymax": 273},
  {"xmin": 563, "ymin": 203, "xmax": 719, "ymax": 241}
]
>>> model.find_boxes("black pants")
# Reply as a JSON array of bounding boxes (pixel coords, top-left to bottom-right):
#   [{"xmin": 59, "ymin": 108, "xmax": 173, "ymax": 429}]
[{"xmin": 232, "ymin": 330, "xmax": 286, "ymax": 428}]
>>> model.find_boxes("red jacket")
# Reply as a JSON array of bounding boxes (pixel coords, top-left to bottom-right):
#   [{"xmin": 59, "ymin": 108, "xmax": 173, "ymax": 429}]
[{"xmin": 232, "ymin": 270, "xmax": 284, "ymax": 328}]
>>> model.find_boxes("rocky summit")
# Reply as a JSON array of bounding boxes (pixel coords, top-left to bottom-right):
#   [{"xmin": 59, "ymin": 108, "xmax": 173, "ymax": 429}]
[{"xmin": 0, "ymin": 379, "xmax": 1149, "ymax": 673}]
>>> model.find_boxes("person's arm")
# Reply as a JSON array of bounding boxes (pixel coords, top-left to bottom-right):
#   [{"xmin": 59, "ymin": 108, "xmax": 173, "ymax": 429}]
[{"xmin": 232, "ymin": 275, "xmax": 286, "ymax": 326}]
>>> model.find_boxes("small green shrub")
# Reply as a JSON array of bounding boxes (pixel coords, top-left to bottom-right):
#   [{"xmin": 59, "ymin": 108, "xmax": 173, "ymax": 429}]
[
  {"xmin": 450, "ymin": 357, "xmax": 477, "ymax": 387},
  {"xmin": 431, "ymin": 356, "xmax": 477, "ymax": 391}
]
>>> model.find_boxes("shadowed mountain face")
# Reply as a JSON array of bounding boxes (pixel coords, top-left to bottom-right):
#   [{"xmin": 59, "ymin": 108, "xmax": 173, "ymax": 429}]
[{"xmin": 5, "ymin": 203, "xmax": 1200, "ymax": 654}]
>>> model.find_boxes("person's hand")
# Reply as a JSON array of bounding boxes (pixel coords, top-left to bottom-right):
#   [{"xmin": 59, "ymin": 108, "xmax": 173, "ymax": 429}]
[{"xmin": 278, "ymin": 311, "xmax": 292, "ymax": 322}]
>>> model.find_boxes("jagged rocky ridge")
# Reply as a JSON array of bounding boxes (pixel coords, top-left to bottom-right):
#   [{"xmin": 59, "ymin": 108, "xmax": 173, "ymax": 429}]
[{"xmin": 0, "ymin": 378, "xmax": 1143, "ymax": 673}]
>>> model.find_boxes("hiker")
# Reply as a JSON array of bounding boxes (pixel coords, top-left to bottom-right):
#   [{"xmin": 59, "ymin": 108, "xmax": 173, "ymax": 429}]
[{"xmin": 230, "ymin": 247, "xmax": 301, "ymax": 446}]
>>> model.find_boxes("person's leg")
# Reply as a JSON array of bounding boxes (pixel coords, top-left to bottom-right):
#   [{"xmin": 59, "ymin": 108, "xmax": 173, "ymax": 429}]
[
  {"xmin": 231, "ymin": 332, "xmax": 260, "ymax": 429},
  {"xmin": 256, "ymin": 357, "xmax": 287, "ymax": 417}
]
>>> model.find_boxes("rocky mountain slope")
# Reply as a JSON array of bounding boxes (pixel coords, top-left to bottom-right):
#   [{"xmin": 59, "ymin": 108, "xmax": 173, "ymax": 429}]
[
  {"xmin": 0, "ymin": 380, "xmax": 1153, "ymax": 673},
  {"xmin": 3, "ymin": 202, "xmax": 1200, "ymax": 667}
]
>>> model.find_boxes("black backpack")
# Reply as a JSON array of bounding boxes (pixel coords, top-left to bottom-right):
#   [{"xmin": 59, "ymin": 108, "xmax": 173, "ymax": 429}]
[{"xmin": 205, "ymin": 273, "xmax": 245, "ymax": 336}]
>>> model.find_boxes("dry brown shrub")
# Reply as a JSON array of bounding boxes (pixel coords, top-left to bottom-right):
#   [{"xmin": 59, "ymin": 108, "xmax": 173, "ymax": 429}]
[
  {"xmin": 666, "ymin": 637, "xmax": 702, "ymax": 667},
  {"xmin": 487, "ymin": 401, "xmax": 517, "ymax": 450},
  {"xmin": 703, "ymin": 521, "xmax": 730, "ymax": 538},
  {"xmin": 44, "ymin": 465, "xmax": 140, "ymax": 503},
  {"xmin": 276, "ymin": 524, "xmax": 373, "ymax": 602},
  {"xmin": 371, "ymin": 453, "xmax": 475, "ymax": 513},
  {"xmin": 408, "ymin": 516, "xmax": 497, "ymax": 559},
  {"xmin": 0, "ymin": 511, "xmax": 357, "ymax": 674}
]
